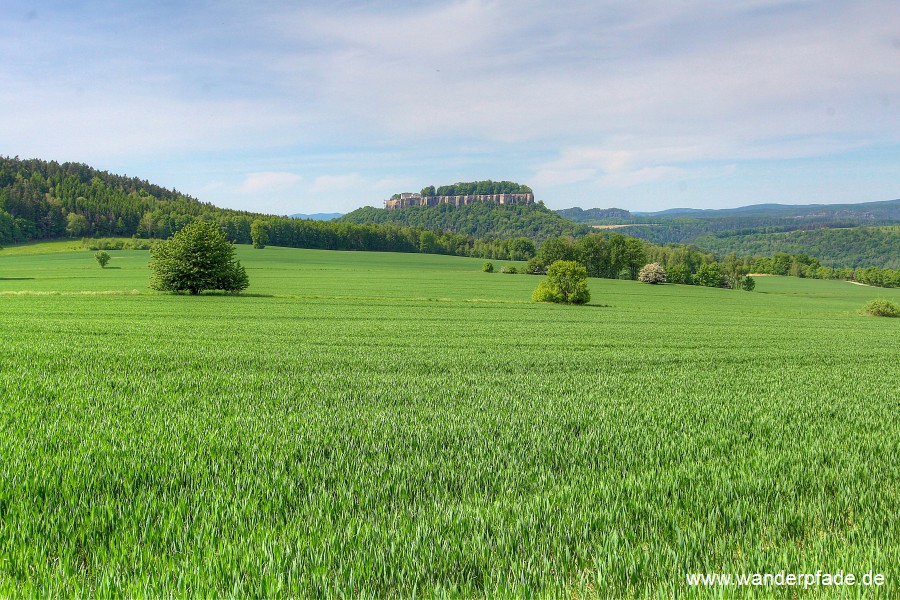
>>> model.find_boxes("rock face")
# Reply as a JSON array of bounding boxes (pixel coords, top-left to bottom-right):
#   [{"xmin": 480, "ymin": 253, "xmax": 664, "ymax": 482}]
[{"xmin": 384, "ymin": 192, "xmax": 534, "ymax": 210}]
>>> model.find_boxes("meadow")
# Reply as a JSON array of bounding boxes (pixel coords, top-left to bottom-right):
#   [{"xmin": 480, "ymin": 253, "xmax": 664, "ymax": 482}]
[{"xmin": 1, "ymin": 244, "xmax": 899, "ymax": 597}]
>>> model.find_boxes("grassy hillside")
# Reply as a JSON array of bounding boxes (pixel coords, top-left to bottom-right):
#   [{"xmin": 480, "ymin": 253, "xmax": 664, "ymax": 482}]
[
  {"xmin": 2, "ymin": 246, "xmax": 899, "ymax": 596},
  {"xmin": 337, "ymin": 201, "xmax": 590, "ymax": 242}
]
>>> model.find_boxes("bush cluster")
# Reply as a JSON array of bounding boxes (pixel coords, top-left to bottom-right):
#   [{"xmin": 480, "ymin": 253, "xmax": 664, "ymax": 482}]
[
  {"xmin": 863, "ymin": 299, "xmax": 900, "ymax": 317},
  {"xmin": 82, "ymin": 238, "xmax": 153, "ymax": 251}
]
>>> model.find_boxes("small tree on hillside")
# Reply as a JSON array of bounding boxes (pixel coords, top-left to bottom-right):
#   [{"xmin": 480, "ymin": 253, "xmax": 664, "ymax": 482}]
[
  {"xmin": 722, "ymin": 253, "xmax": 746, "ymax": 289},
  {"xmin": 525, "ymin": 257, "xmax": 547, "ymax": 274},
  {"xmin": 638, "ymin": 263, "xmax": 667, "ymax": 284},
  {"xmin": 532, "ymin": 260, "xmax": 590, "ymax": 304},
  {"xmin": 95, "ymin": 251, "xmax": 111, "ymax": 268},
  {"xmin": 149, "ymin": 220, "xmax": 249, "ymax": 295},
  {"xmin": 667, "ymin": 262, "xmax": 691, "ymax": 285},
  {"xmin": 697, "ymin": 262, "xmax": 723, "ymax": 288},
  {"xmin": 66, "ymin": 213, "xmax": 89, "ymax": 238},
  {"xmin": 250, "ymin": 219, "xmax": 269, "ymax": 249}
]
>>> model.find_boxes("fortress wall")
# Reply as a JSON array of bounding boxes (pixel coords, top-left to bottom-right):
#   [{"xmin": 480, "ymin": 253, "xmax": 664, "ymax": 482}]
[{"xmin": 385, "ymin": 193, "xmax": 533, "ymax": 209}]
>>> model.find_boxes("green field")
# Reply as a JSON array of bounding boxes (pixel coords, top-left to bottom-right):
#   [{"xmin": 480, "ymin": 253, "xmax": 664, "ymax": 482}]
[{"xmin": 2, "ymin": 245, "xmax": 899, "ymax": 597}]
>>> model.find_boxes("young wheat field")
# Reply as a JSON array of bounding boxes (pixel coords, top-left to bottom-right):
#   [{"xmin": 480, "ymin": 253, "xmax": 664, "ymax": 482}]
[{"xmin": 1, "ymin": 244, "xmax": 899, "ymax": 597}]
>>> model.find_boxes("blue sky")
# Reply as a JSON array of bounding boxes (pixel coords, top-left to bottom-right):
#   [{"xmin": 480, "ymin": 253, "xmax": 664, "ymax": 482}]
[{"xmin": 2, "ymin": 1, "xmax": 899, "ymax": 214}]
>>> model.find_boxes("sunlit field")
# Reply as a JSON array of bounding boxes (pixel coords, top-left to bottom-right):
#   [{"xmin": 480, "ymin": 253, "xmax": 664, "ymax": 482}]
[{"xmin": 1, "ymin": 244, "xmax": 898, "ymax": 596}]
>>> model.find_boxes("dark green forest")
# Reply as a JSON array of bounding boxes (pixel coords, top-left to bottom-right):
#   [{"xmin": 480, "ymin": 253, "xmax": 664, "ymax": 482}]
[
  {"xmin": 690, "ymin": 226, "xmax": 900, "ymax": 269},
  {"xmin": 338, "ymin": 202, "xmax": 589, "ymax": 242}
]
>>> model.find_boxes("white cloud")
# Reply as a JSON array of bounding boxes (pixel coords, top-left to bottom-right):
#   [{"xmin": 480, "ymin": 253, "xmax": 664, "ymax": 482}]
[
  {"xmin": 307, "ymin": 174, "xmax": 366, "ymax": 194},
  {"xmin": 239, "ymin": 172, "xmax": 302, "ymax": 193},
  {"xmin": 4, "ymin": 0, "xmax": 900, "ymax": 213}
]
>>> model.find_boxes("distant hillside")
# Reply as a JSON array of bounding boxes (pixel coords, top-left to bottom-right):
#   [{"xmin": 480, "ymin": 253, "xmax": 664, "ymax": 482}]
[
  {"xmin": 635, "ymin": 199, "xmax": 900, "ymax": 220},
  {"xmin": 289, "ymin": 212, "xmax": 343, "ymax": 221},
  {"xmin": 337, "ymin": 202, "xmax": 590, "ymax": 242},
  {"xmin": 556, "ymin": 207, "xmax": 634, "ymax": 223},
  {"xmin": 0, "ymin": 156, "xmax": 246, "ymax": 244},
  {"xmin": 559, "ymin": 199, "xmax": 900, "ymax": 232},
  {"xmin": 691, "ymin": 226, "xmax": 900, "ymax": 269}
]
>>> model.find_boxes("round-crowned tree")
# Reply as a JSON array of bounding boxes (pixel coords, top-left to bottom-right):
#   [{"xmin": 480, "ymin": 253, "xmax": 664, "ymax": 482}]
[
  {"xmin": 95, "ymin": 251, "xmax": 111, "ymax": 268},
  {"xmin": 149, "ymin": 220, "xmax": 249, "ymax": 295},
  {"xmin": 638, "ymin": 262, "xmax": 667, "ymax": 284},
  {"xmin": 532, "ymin": 260, "xmax": 590, "ymax": 304},
  {"xmin": 697, "ymin": 262, "xmax": 723, "ymax": 288}
]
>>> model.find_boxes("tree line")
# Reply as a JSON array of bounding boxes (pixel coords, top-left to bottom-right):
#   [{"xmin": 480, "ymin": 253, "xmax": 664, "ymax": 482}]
[
  {"xmin": 427, "ymin": 180, "xmax": 532, "ymax": 197},
  {"xmin": 529, "ymin": 233, "xmax": 900, "ymax": 289}
]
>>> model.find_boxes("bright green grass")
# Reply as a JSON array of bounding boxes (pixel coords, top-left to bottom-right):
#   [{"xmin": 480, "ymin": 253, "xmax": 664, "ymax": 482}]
[{"xmin": 1, "ymin": 246, "xmax": 899, "ymax": 597}]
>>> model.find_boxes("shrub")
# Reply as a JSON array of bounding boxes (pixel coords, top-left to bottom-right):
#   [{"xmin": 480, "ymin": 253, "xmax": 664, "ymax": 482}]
[
  {"xmin": 638, "ymin": 263, "xmax": 667, "ymax": 284},
  {"xmin": 149, "ymin": 220, "xmax": 249, "ymax": 295},
  {"xmin": 501, "ymin": 266, "xmax": 518, "ymax": 274},
  {"xmin": 741, "ymin": 276, "xmax": 756, "ymax": 292},
  {"xmin": 525, "ymin": 257, "xmax": 547, "ymax": 275},
  {"xmin": 95, "ymin": 251, "xmax": 111, "ymax": 268},
  {"xmin": 531, "ymin": 280, "xmax": 561, "ymax": 303},
  {"xmin": 482, "ymin": 262, "xmax": 494, "ymax": 273},
  {"xmin": 83, "ymin": 238, "xmax": 152, "ymax": 251},
  {"xmin": 862, "ymin": 299, "xmax": 900, "ymax": 317},
  {"xmin": 532, "ymin": 260, "xmax": 590, "ymax": 304}
]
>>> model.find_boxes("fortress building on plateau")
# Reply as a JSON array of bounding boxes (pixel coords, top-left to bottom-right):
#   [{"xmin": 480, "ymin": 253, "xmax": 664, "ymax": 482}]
[{"xmin": 384, "ymin": 192, "xmax": 534, "ymax": 210}]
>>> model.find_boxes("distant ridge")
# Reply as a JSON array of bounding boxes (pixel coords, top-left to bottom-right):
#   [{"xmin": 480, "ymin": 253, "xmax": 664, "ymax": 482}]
[
  {"xmin": 289, "ymin": 212, "xmax": 343, "ymax": 221},
  {"xmin": 631, "ymin": 198, "xmax": 900, "ymax": 219},
  {"xmin": 559, "ymin": 198, "xmax": 900, "ymax": 224}
]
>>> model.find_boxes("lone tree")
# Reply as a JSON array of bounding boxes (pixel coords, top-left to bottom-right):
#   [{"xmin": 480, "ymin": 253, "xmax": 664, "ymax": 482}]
[
  {"xmin": 532, "ymin": 260, "xmax": 591, "ymax": 304},
  {"xmin": 149, "ymin": 220, "xmax": 249, "ymax": 295},
  {"xmin": 638, "ymin": 262, "xmax": 667, "ymax": 284},
  {"xmin": 95, "ymin": 251, "xmax": 111, "ymax": 268}
]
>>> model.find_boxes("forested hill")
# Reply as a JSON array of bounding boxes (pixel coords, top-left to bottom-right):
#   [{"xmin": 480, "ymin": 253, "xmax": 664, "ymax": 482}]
[
  {"xmin": 337, "ymin": 202, "xmax": 590, "ymax": 242},
  {"xmin": 690, "ymin": 226, "xmax": 900, "ymax": 269},
  {"xmin": 0, "ymin": 156, "xmax": 237, "ymax": 243},
  {"xmin": 554, "ymin": 199, "xmax": 900, "ymax": 268}
]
